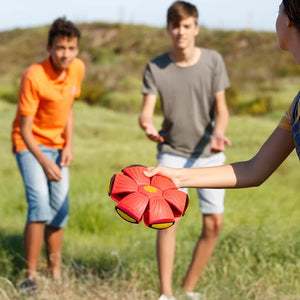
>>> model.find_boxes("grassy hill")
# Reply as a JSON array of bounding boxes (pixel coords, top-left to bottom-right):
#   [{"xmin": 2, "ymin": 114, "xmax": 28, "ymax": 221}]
[
  {"xmin": 1, "ymin": 22, "xmax": 300, "ymax": 299},
  {"xmin": 1, "ymin": 22, "xmax": 300, "ymax": 114}
]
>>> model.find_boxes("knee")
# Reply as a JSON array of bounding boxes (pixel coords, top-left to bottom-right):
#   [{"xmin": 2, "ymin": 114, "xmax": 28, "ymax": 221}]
[{"xmin": 202, "ymin": 214, "xmax": 223, "ymax": 238}]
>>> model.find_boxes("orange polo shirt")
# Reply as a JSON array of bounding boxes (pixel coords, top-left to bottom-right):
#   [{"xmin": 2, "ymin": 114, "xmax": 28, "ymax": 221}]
[{"xmin": 12, "ymin": 57, "xmax": 85, "ymax": 153}]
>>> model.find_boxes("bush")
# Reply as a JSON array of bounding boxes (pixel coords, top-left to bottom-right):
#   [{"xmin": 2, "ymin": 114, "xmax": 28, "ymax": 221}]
[
  {"xmin": 226, "ymin": 86, "xmax": 239, "ymax": 114},
  {"xmin": 0, "ymin": 89, "xmax": 18, "ymax": 104},
  {"xmin": 242, "ymin": 96, "xmax": 272, "ymax": 115},
  {"xmin": 80, "ymin": 84, "xmax": 107, "ymax": 105}
]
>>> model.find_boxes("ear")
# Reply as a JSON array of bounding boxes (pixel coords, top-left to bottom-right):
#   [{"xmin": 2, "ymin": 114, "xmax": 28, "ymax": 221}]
[
  {"xmin": 194, "ymin": 24, "xmax": 200, "ymax": 36},
  {"xmin": 287, "ymin": 19, "xmax": 293, "ymax": 27}
]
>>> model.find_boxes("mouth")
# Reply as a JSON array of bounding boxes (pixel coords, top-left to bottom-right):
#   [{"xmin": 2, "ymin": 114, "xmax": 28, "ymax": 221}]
[
  {"xmin": 176, "ymin": 36, "xmax": 185, "ymax": 42},
  {"xmin": 60, "ymin": 59, "xmax": 72, "ymax": 65}
]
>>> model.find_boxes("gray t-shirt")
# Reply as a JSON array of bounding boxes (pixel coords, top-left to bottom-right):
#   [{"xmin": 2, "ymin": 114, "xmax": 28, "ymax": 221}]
[{"xmin": 142, "ymin": 48, "xmax": 230, "ymax": 157}]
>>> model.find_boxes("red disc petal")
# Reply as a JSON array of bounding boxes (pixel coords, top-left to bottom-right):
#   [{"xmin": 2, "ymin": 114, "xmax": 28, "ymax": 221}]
[
  {"xmin": 150, "ymin": 174, "xmax": 177, "ymax": 191},
  {"xmin": 163, "ymin": 189, "xmax": 189, "ymax": 217},
  {"xmin": 122, "ymin": 165, "xmax": 150, "ymax": 186},
  {"xmin": 109, "ymin": 174, "xmax": 138, "ymax": 202},
  {"xmin": 143, "ymin": 196, "xmax": 175, "ymax": 228},
  {"xmin": 116, "ymin": 192, "xmax": 150, "ymax": 223}
]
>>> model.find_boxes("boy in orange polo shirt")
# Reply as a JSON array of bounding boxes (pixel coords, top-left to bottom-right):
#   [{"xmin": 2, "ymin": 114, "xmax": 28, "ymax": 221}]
[{"xmin": 12, "ymin": 17, "xmax": 85, "ymax": 291}]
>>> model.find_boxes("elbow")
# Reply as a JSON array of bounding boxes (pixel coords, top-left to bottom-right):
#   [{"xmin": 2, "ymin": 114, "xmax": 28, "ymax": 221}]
[
  {"xmin": 246, "ymin": 168, "xmax": 270, "ymax": 188},
  {"xmin": 251, "ymin": 177, "xmax": 266, "ymax": 187},
  {"xmin": 233, "ymin": 159, "xmax": 270, "ymax": 188}
]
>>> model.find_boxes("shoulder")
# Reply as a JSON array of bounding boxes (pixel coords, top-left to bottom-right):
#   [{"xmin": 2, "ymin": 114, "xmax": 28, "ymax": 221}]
[
  {"xmin": 23, "ymin": 59, "xmax": 46, "ymax": 78},
  {"xmin": 277, "ymin": 93, "xmax": 300, "ymax": 132},
  {"xmin": 70, "ymin": 57, "xmax": 85, "ymax": 73},
  {"xmin": 67, "ymin": 58, "xmax": 85, "ymax": 81},
  {"xmin": 278, "ymin": 103, "xmax": 292, "ymax": 132},
  {"xmin": 21, "ymin": 59, "xmax": 48, "ymax": 88},
  {"xmin": 201, "ymin": 48, "xmax": 224, "ymax": 62},
  {"xmin": 147, "ymin": 52, "xmax": 171, "ymax": 68}
]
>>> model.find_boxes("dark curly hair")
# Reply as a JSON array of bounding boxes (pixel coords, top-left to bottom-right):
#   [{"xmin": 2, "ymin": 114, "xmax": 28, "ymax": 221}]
[
  {"xmin": 282, "ymin": 0, "xmax": 300, "ymax": 30},
  {"xmin": 48, "ymin": 17, "xmax": 81, "ymax": 46}
]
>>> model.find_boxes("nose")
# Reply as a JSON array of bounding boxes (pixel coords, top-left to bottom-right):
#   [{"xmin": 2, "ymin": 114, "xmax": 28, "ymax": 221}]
[
  {"xmin": 62, "ymin": 49, "xmax": 69, "ymax": 57},
  {"xmin": 178, "ymin": 26, "xmax": 184, "ymax": 35}
]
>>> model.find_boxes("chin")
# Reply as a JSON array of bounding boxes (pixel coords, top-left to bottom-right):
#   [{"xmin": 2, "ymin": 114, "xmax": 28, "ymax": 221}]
[{"xmin": 59, "ymin": 63, "xmax": 72, "ymax": 70}]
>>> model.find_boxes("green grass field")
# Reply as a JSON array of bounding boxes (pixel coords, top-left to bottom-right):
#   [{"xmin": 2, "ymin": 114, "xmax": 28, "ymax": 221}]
[{"xmin": 0, "ymin": 100, "xmax": 299, "ymax": 300}]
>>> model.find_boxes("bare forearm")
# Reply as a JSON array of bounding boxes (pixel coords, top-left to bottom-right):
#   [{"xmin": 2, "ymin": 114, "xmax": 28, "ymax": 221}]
[
  {"xmin": 20, "ymin": 115, "xmax": 62, "ymax": 180},
  {"xmin": 173, "ymin": 163, "xmax": 240, "ymax": 189},
  {"xmin": 213, "ymin": 90, "xmax": 229, "ymax": 135},
  {"xmin": 21, "ymin": 126, "xmax": 48, "ymax": 166},
  {"xmin": 214, "ymin": 108, "xmax": 229, "ymax": 136},
  {"xmin": 64, "ymin": 108, "xmax": 74, "ymax": 148}
]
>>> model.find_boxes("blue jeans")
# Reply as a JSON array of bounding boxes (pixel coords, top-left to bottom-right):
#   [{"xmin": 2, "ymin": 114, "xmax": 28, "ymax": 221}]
[
  {"xmin": 157, "ymin": 151, "xmax": 226, "ymax": 214},
  {"xmin": 16, "ymin": 146, "xmax": 69, "ymax": 227}
]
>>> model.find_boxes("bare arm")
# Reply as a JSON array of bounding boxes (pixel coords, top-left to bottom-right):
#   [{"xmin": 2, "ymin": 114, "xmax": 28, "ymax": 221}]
[
  {"xmin": 20, "ymin": 115, "xmax": 62, "ymax": 181},
  {"xmin": 139, "ymin": 94, "xmax": 164, "ymax": 143},
  {"xmin": 60, "ymin": 107, "xmax": 74, "ymax": 167},
  {"xmin": 210, "ymin": 90, "xmax": 231, "ymax": 152},
  {"xmin": 145, "ymin": 127, "xmax": 295, "ymax": 189}
]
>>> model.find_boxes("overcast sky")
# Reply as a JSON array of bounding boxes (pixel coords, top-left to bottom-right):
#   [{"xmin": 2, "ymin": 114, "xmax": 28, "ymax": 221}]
[{"xmin": 0, "ymin": 0, "xmax": 280, "ymax": 32}]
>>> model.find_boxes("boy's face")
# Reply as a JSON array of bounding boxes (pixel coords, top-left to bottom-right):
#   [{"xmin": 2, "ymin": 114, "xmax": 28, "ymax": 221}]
[
  {"xmin": 167, "ymin": 17, "xmax": 199, "ymax": 50},
  {"xmin": 47, "ymin": 35, "xmax": 79, "ymax": 72}
]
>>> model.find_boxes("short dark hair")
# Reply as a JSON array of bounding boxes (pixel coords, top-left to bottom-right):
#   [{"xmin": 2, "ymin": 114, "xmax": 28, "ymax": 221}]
[
  {"xmin": 48, "ymin": 17, "xmax": 81, "ymax": 46},
  {"xmin": 283, "ymin": 0, "xmax": 300, "ymax": 31},
  {"xmin": 167, "ymin": 1, "xmax": 198, "ymax": 26}
]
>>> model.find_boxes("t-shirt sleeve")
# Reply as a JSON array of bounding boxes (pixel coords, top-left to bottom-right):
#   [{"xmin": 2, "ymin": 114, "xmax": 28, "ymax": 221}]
[
  {"xmin": 213, "ymin": 52, "xmax": 230, "ymax": 94},
  {"xmin": 278, "ymin": 103, "xmax": 292, "ymax": 132},
  {"xmin": 18, "ymin": 71, "xmax": 40, "ymax": 116},
  {"xmin": 141, "ymin": 63, "xmax": 158, "ymax": 95}
]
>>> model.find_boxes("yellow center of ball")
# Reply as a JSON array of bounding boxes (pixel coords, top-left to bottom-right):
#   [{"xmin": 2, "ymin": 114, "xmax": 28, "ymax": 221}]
[{"xmin": 144, "ymin": 185, "xmax": 158, "ymax": 193}]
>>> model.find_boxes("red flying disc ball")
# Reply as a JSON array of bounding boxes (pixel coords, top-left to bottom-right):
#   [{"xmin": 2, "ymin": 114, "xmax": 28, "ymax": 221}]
[{"xmin": 108, "ymin": 165, "xmax": 189, "ymax": 229}]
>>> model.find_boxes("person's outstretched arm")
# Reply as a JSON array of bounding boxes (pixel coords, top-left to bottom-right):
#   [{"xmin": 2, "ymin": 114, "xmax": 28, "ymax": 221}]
[
  {"xmin": 210, "ymin": 89, "xmax": 231, "ymax": 152},
  {"xmin": 20, "ymin": 115, "xmax": 62, "ymax": 181},
  {"xmin": 145, "ymin": 127, "xmax": 295, "ymax": 189},
  {"xmin": 139, "ymin": 94, "xmax": 164, "ymax": 143},
  {"xmin": 60, "ymin": 107, "xmax": 74, "ymax": 167}
]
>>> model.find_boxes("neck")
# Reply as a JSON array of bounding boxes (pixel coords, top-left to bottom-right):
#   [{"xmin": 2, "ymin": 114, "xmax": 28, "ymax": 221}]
[
  {"xmin": 291, "ymin": 42, "xmax": 300, "ymax": 65},
  {"xmin": 171, "ymin": 46, "xmax": 200, "ymax": 67},
  {"xmin": 286, "ymin": 27, "xmax": 300, "ymax": 64},
  {"xmin": 50, "ymin": 57, "xmax": 67, "ymax": 79}
]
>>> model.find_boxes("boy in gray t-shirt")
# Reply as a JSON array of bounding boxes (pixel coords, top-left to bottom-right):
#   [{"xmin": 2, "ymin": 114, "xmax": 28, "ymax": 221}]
[{"xmin": 139, "ymin": 1, "xmax": 231, "ymax": 300}]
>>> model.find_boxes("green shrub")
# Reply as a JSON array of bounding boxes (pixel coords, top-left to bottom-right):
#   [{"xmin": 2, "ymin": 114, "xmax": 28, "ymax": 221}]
[
  {"xmin": 80, "ymin": 84, "xmax": 107, "ymax": 105},
  {"xmin": 226, "ymin": 86, "xmax": 239, "ymax": 114},
  {"xmin": 242, "ymin": 96, "xmax": 272, "ymax": 115},
  {"xmin": 0, "ymin": 89, "xmax": 18, "ymax": 104}
]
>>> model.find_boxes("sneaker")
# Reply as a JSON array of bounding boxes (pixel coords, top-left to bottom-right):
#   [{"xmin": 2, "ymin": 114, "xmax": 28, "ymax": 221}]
[
  {"xmin": 19, "ymin": 277, "xmax": 37, "ymax": 293},
  {"xmin": 184, "ymin": 292, "xmax": 205, "ymax": 300},
  {"xmin": 159, "ymin": 294, "xmax": 176, "ymax": 300}
]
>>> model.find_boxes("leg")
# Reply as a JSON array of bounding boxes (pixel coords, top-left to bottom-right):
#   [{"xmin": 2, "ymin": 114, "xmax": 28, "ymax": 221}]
[
  {"xmin": 45, "ymin": 226, "xmax": 64, "ymax": 279},
  {"xmin": 182, "ymin": 213, "xmax": 223, "ymax": 292},
  {"xmin": 16, "ymin": 149, "xmax": 51, "ymax": 281},
  {"xmin": 182, "ymin": 152, "xmax": 226, "ymax": 292},
  {"xmin": 156, "ymin": 152, "xmax": 189, "ymax": 297},
  {"xmin": 157, "ymin": 219, "xmax": 180, "ymax": 296},
  {"xmin": 46, "ymin": 148, "xmax": 69, "ymax": 279},
  {"xmin": 24, "ymin": 222, "xmax": 45, "ymax": 279}
]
